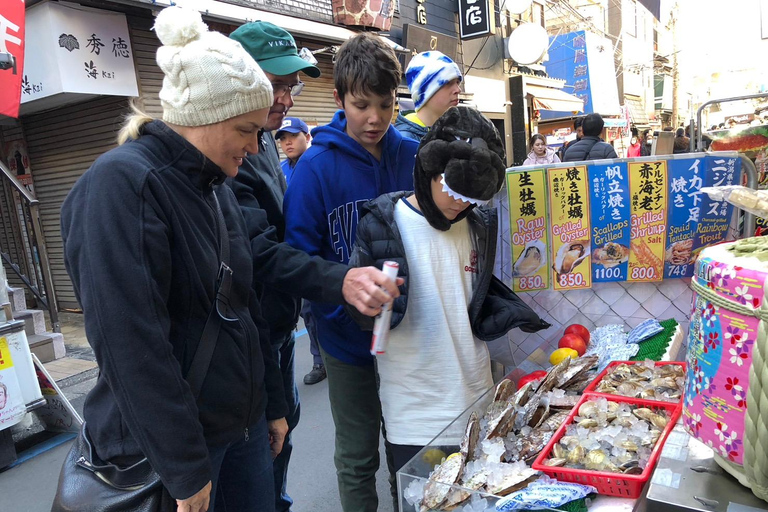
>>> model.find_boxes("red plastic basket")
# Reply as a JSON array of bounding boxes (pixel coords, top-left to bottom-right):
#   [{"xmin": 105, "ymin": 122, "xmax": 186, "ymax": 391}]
[
  {"xmin": 531, "ymin": 393, "xmax": 682, "ymax": 499},
  {"xmin": 582, "ymin": 361, "xmax": 687, "ymax": 405}
]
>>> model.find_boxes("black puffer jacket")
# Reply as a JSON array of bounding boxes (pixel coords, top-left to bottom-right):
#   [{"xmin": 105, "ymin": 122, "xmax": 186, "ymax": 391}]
[
  {"xmin": 347, "ymin": 192, "xmax": 549, "ymax": 339},
  {"xmin": 563, "ymin": 136, "xmax": 619, "ymax": 161}
]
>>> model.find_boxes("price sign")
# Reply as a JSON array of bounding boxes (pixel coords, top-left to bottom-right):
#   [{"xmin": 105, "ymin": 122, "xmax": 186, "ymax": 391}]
[
  {"xmin": 589, "ymin": 162, "xmax": 631, "ymax": 282},
  {"xmin": 628, "ymin": 160, "xmax": 668, "ymax": 282},
  {"xmin": 508, "ymin": 169, "xmax": 549, "ymax": 292},
  {"xmin": 548, "ymin": 165, "xmax": 591, "ymax": 291}
]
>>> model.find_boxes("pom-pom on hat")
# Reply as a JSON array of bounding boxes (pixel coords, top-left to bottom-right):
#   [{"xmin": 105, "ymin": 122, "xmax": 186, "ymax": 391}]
[
  {"xmin": 153, "ymin": 6, "xmax": 273, "ymax": 127},
  {"xmin": 414, "ymin": 107, "xmax": 506, "ymax": 231},
  {"xmin": 405, "ymin": 51, "xmax": 462, "ymax": 112}
]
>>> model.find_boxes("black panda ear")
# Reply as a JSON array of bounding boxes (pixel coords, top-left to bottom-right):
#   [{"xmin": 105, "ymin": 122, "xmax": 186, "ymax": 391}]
[{"xmin": 418, "ymin": 139, "xmax": 452, "ymax": 175}]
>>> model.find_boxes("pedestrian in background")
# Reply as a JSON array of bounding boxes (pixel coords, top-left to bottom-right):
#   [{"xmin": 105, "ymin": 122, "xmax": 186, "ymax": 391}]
[
  {"xmin": 395, "ymin": 50, "xmax": 463, "ymax": 141},
  {"xmin": 641, "ymin": 129, "xmax": 653, "ymax": 156},
  {"xmin": 674, "ymin": 127, "xmax": 690, "ymax": 154},
  {"xmin": 523, "ymin": 133, "xmax": 560, "ymax": 165},
  {"xmin": 563, "ymin": 113, "xmax": 618, "ymax": 161},
  {"xmin": 276, "ymin": 117, "xmax": 311, "ymax": 185},
  {"xmin": 228, "ymin": 22, "xmax": 401, "ymax": 512},
  {"xmin": 627, "ymin": 134, "xmax": 642, "ymax": 157},
  {"xmin": 284, "ymin": 33, "xmax": 418, "ymax": 512},
  {"xmin": 557, "ymin": 116, "xmax": 584, "ymax": 161},
  {"xmin": 55, "ymin": 7, "xmax": 285, "ymax": 511}
]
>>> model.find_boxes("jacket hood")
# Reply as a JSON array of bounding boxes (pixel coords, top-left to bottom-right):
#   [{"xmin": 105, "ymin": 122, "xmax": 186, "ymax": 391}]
[
  {"xmin": 312, "ymin": 110, "xmax": 412, "ymax": 169},
  {"xmin": 526, "ymin": 147, "xmax": 558, "ymax": 163}
]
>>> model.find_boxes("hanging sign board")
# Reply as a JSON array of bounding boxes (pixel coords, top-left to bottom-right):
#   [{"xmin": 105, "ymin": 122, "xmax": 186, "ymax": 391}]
[
  {"xmin": 458, "ymin": 0, "xmax": 495, "ymax": 40},
  {"xmin": 628, "ymin": 160, "xmax": 668, "ymax": 282},
  {"xmin": 507, "ymin": 169, "xmax": 549, "ymax": 292},
  {"xmin": 0, "ymin": 0, "xmax": 26, "ymax": 118},
  {"xmin": 589, "ymin": 162, "xmax": 631, "ymax": 282}
]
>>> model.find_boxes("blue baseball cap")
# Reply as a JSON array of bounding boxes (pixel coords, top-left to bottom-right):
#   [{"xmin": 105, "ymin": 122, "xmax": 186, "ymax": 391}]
[{"xmin": 275, "ymin": 117, "xmax": 309, "ymax": 139}]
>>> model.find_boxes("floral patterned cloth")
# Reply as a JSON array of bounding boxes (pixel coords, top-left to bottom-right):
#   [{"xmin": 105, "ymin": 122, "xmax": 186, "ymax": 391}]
[{"xmin": 684, "ymin": 242, "xmax": 765, "ymax": 465}]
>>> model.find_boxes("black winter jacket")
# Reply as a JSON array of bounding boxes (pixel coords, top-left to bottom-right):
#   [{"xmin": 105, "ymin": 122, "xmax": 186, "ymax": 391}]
[
  {"xmin": 60, "ymin": 121, "xmax": 287, "ymax": 500},
  {"xmin": 228, "ymin": 131, "xmax": 348, "ymax": 340},
  {"xmin": 394, "ymin": 112, "xmax": 429, "ymax": 142},
  {"xmin": 563, "ymin": 135, "xmax": 619, "ymax": 161},
  {"xmin": 347, "ymin": 192, "xmax": 549, "ymax": 339}
]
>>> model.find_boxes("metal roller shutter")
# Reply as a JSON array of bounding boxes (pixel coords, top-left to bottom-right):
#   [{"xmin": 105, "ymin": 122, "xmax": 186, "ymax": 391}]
[
  {"xmin": 22, "ymin": 14, "xmax": 160, "ymax": 310},
  {"xmin": 288, "ymin": 39, "xmax": 339, "ymax": 129}
]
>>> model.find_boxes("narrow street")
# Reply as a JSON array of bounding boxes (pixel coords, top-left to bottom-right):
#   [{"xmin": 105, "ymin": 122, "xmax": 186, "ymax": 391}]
[{"xmin": 0, "ymin": 327, "xmax": 396, "ymax": 512}]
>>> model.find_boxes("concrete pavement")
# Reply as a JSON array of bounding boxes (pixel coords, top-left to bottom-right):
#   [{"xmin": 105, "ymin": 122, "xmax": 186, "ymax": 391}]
[{"xmin": 0, "ymin": 327, "xmax": 396, "ymax": 512}]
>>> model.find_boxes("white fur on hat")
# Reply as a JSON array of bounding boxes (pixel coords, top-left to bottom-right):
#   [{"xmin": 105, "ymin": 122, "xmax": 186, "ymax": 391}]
[
  {"xmin": 154, "ymin": 6, "xmax": 273, "ymax": 127},
  {"xmin": 405, "ymin": 51, "xmax": 462, "ymax": 112}
]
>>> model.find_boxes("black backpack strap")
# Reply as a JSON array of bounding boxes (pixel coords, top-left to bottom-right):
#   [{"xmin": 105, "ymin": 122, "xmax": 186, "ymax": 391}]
[{"xmin": 185, "ymin": 190, "xmax": 234, "ymax": 400}]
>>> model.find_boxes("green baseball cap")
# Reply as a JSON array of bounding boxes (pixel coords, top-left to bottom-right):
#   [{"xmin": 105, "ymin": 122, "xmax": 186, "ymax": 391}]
[{"xmin": 230, "ymin": 21, "xmax": 321, "ymax": 78}]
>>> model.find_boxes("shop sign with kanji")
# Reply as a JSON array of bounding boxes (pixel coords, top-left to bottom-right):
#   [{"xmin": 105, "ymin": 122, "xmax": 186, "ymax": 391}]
[
  {"xmin": 508, "ymin": 169, "xmax": 549, "ymax": 292},
  {"xmin": 20, "ymin": 2, "xmax": 137, "ymax": 107}
]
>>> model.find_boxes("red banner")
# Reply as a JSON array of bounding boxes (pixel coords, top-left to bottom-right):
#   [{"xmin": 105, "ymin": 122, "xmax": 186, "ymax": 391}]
[{"xmin": 0, "ymin": 1, "xmax": 25, "ymax": 118}]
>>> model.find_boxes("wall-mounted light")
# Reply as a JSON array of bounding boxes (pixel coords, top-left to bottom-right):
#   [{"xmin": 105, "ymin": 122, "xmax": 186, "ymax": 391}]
[{"xmin": 0, "ymin": 52, "xmax": 17, "ymax": 74}]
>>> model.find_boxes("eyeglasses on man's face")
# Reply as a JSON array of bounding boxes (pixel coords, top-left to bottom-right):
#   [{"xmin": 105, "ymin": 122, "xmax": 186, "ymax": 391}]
[{"xmin": 272, "ymin": 81, "xmax": 304, "ymax": 98}]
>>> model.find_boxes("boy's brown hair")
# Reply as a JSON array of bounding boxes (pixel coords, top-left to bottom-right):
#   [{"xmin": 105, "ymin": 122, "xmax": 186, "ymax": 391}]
[{"xmin": 334, "ymin": 33, "xmax": 401, "ymax": 103}]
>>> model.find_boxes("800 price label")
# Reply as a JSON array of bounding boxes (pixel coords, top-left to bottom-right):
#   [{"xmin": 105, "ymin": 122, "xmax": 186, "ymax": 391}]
[{"xmin": 631, "ymin": 266, "xmax": 658, "ymax": 280}]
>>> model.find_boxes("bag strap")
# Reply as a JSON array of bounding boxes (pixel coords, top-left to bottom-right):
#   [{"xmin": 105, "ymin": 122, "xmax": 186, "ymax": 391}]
[
  {"xmin": 583, "ymin": 139, "xmax": 600, "ymax": 160},
  {"xmin": 185, "ymin": 190, "xmax": 234, "ymax": 400}
]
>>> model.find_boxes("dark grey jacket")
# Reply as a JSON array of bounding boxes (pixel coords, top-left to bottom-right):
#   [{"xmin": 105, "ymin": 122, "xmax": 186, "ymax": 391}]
[
  {"xmin": 229, "ymin": 131, "xmax": 348, "ymax": 341},
  {"xmin": 394, "ymin": 112, "xmax": 429, "ymax": 142},
  {"xmin": 563, "ymin": 135, "xmax": 619, "ymax": 161},
  {"xmin": 347, "ymin": 192, "xmax": 549, "ymax": 339}
]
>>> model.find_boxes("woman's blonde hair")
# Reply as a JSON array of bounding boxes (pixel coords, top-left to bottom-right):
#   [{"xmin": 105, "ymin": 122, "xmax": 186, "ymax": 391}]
[{"xmin": 117, "ymin": 99, "xmax": 154, "ymax": 145}]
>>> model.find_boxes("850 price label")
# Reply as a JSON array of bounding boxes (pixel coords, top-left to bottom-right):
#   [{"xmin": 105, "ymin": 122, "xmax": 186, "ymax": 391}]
[{"xmin": 558, "ymin": 272, "xmax": 586, "ymax": 288}]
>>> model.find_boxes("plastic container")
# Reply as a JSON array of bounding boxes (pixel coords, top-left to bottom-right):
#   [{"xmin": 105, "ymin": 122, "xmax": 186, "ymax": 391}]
[
  {"xmin": 582, "ymin": 360, "xmax": 687, "ymax": 405},
  {"xmin": 532, "ymin": 393, "xmax": 682, "ymax": 499}
]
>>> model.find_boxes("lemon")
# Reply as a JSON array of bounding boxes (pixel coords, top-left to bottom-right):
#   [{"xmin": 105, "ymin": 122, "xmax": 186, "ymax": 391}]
[
  {"xmin": 422, "ymin": 449, "xmax": 447, "ymax": 467},
  {"xmin": 550, "ymin": 347, "xmax": 579, "ymax": 365}
]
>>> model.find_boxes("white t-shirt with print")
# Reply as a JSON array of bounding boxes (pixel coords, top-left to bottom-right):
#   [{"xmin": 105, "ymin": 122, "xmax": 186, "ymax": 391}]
[{"xmin": 376, "ymin": 198, "xmax": 493, "ymax": 446}]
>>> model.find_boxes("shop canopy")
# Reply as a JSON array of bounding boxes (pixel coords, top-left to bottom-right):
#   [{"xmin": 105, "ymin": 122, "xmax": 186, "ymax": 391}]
[
  {"xmin": 624, "ymin": 94, "xmax": 650, "ymax": 129},
  {"xmin": 527, "ymin": 85, "xmax": 584, "ymax": 113}
]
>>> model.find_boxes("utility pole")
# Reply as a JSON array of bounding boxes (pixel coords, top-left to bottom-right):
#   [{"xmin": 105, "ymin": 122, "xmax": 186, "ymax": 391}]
[{"xmin": 670, "ymin": 3, "xmax": 679, "ymax": 128}]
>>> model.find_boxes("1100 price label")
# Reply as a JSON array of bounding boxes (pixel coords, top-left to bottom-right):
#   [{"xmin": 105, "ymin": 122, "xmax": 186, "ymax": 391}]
[
  {"xmin": 517, "ymin": 275, "xmax": 544, "ymax": 290},
  {"xmin": 558, "ymin": 272, "xmax": 585, "ymax": 288},
  {"xmin": 594, "ymin": 267, "xmax": 623, "ymax": 280},
  {"xmin": 631, "ymin": 266, "xmax": 658, "ymax": 280}
]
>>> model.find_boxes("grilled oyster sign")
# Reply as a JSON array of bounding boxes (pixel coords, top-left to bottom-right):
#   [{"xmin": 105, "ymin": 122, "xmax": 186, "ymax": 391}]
[
  {"xmin": 508, "ymin": 169, "xmax": 549, "ymax": 292},
  {"xmin": 548, "ymin": 165, "xmax": 592, "ymax": 291}
]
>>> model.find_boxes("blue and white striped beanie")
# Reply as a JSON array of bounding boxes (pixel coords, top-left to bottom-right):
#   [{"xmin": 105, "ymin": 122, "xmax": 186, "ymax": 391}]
[{"xmin": 405, "ymin": 51, "xmax": 462, "ymax": 112}]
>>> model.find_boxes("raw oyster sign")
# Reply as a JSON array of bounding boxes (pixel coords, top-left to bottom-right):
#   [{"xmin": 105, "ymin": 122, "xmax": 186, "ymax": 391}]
[
  {"xmin": 508, "ymin": 169, "xmax": 549, "ymax": 292},
  {"xmin": 21, "ymin": 2, "xmax": 138, "ymax": 107},
  {"xmin": 547, "ymin": 165, "xmax": 591, "ymax": 291},
  {"xmin": 507, "ymin": 152, "xmax": 742, "ymax": 290}
]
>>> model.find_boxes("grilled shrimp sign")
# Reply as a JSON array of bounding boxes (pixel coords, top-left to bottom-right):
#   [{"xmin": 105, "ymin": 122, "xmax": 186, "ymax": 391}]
[{"xmin": 506, "ymin": 152, "xmax": 741, "ymax": 291}]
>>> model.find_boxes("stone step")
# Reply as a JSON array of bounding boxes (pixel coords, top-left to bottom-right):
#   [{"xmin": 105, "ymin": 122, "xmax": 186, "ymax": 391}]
[
  {"xmin": 27, "ymin": 332, "xmax": 65, "ymax": 363},
  {"xmin": 7, "ymin": 286, "xmax": 26, "ymax": 312},
  {"xmin": 12, "ymin": 309, "xmax": 46, "ymax": 336}
]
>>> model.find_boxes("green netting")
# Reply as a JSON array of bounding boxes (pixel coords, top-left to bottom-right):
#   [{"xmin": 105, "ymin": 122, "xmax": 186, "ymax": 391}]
[{"xmin": 631, "ymin": 318, "xmax": 679, "ymax": 362}]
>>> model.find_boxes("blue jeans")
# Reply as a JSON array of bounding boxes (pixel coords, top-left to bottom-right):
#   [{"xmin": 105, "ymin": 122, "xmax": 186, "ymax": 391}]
[
  {"xmin": 272, "ymin": 332, "xmax": 300, "ymax": 512},
  {"xmin": 207, "ymin": 415, "xmax": 274, "ymax": 512}
]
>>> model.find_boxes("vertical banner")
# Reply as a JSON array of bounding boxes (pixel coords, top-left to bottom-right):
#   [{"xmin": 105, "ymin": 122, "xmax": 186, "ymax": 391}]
[
  {"xmin": 589, "ymin": 162, "xmax": 631, "ymax": 282},
  {"xmin": 548, "ymin": 165, "xmax": 591, "ymax": 290},
  {"xmin": 508, "ymin": 170, "xmax": 549, "ymax": 292},
  {"xmin": 665, "ymin": 157, "xmax": 703, "ymax": 279},
  {"xmin": 0, "ymin": 0, "xmax": 25, "ymax": 118},
  {"xmin": 628, "ymin": 160, "xmax": 668, "ymax": 282},
  {"xmin": 697, "ymin": 155, "xmax": 741, "ymax": 247}
]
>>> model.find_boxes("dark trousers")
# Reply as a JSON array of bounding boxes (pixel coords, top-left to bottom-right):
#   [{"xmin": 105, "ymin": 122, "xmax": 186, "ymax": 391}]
[
  {"xmin": 300, "ymin": 300, "xmax": 322, "ymax": 366},
  {"xmin": 320, "ymin": 345, "xmax": 390, "ymax": 512},
  {"xmin": 207, "ymin": 415, "xmax": 274, "ymax": 512},
  {"xmin": 272, "ymin": 332, "xmax": 300, "ymax": 512},
  {"xmin": 387, "ymin": 442, "xmax": 424, "ymax": 475}
]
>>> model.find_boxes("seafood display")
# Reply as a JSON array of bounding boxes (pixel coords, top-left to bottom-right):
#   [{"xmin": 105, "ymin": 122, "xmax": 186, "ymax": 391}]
[
  {"xmin": 407, "ymin": 356, "xmax": 599, "ymax": 511},
  {"xmin": 554, "ymin": 241, "xmax": 590, "ymax": 275},
  {"xmin": 592, "ymin": 361, "xmax": 685, "ymax": 402},
  {"xmin": 665, "ymin": 239, "xmax": 694, "ymax": 266},
  {"xmin": 539, "ymin": 397, "xmax": 671, "ymax": 475},
  {"xmin": 592, "ymin": 242, "xmax": 629, "ymax": 268}
]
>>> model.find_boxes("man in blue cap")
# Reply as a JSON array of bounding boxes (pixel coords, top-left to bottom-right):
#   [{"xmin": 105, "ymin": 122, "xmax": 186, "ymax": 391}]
[
  {"xmin": 228, "ymin": 22, "xmax": 402, "ymax": 512},
  {"xmin": 276, "ymin": 117, "xmax": 311, "ymax": 185}
]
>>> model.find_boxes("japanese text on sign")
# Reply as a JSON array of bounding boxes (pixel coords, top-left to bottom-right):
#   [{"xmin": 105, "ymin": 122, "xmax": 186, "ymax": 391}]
[
  {"xmin": 628, "ymin": 161, "xmax": 668, "ymax": 282},
  {"xmin": 589, "ymin": 163, "xmax": 631, "ymax": 282},
  {"xmin": 548, "ymin": 166, "xmax": 591, "ymax": 290},
  {"xmin": 508, "ymin": 170, "xmax": 549, "ymax": 292},
  {"xmin": 665, "ymin": 158, "xmax": 703, "ymax": 278}
]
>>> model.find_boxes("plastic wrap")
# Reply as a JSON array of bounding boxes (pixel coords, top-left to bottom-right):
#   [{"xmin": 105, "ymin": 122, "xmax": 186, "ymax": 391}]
[{"xmin": 701, "ymin": 185, "xmax": 768, "ymax": 219}]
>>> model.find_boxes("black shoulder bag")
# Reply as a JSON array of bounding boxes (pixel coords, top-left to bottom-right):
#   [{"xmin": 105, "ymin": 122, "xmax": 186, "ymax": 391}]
[{"xmin": 51, "ymin": 192, "xmax": 233, "ymax": 512}]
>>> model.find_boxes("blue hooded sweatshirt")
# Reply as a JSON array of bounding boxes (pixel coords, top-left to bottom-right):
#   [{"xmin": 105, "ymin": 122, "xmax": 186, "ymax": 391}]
[{"xmin": 284, "ymin": 110, "xmax": 418, "ymax": 366}]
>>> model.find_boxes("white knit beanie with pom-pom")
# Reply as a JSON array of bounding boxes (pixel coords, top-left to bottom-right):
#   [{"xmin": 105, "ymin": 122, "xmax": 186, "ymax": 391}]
[{"xmin": 153, "ymin": 6, "xmax": 273, "ymax": 127}]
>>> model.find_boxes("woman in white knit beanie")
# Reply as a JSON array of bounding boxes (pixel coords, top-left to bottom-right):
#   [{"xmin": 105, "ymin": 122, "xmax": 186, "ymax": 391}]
[{"xmin": 53, "ymin": 6, "xmax": 285, "ymax": 512}]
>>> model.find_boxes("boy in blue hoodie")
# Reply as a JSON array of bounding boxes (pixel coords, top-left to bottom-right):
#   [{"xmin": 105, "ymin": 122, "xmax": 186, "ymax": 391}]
[{"xmin": 284, "ymin": 33, "xmax": 418, "ymax": 512}]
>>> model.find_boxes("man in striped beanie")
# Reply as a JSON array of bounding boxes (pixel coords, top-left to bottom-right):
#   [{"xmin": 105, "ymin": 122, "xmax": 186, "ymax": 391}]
[{"xmin": 394, "ymin": 50, "xmax": 463, "ymax": 141}]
